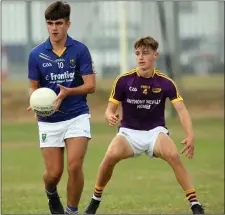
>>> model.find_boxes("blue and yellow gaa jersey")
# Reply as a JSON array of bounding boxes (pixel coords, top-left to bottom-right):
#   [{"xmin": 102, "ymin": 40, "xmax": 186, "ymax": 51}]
[{"xmin": 28, "ymin": 35, "xmax": 94, "ymax": 123}]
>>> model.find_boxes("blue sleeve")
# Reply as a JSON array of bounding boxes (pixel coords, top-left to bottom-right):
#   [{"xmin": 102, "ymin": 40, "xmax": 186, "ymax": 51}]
[
  {"xmin": 28, "ymin": 51, "xmax": 40, "ymax": 81},
  {"xmin": 79, "ymin": 45, "xmax": 94, "ymax": 76}
]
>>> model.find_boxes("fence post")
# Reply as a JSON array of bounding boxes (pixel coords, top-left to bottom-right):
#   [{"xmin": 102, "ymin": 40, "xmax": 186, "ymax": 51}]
[
  {"xmin": 26, "ymin": 1, "xmax": 33, "ymax": 68},
  {"xmin": 118, "ymin": 1, "xmax": 128, "ymax": 75}
]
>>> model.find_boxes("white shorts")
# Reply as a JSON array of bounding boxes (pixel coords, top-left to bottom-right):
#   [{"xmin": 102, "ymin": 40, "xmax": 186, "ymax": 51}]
[
  {"xmin": 117, "ymin": 126, "xmax": 169, "ymax": 158},
  {"xmin": 38, "ymin": 114, "xmax": 91, "ymax": 148}
]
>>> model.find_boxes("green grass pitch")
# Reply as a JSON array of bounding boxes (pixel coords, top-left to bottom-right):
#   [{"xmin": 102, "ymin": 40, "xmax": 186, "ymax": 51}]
[{"xmin": 2, "ymin": 118, "xmax": 224, "ymax": 214}]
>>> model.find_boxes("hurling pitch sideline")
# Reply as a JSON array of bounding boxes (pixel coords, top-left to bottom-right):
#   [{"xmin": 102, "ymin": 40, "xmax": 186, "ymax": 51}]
[{"xmin": 2, "ymin": 118, "xmax": 224, "ymax": 214}]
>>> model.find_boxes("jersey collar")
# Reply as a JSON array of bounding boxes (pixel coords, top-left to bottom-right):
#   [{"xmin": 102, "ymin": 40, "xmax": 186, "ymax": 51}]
[
  {"xmin": 45, "ymin": 35, "xmax": 74, "ymax": 50},
  {"xmin": 136, "ymin": 68, "xmax": 156, "ymax": 78}
]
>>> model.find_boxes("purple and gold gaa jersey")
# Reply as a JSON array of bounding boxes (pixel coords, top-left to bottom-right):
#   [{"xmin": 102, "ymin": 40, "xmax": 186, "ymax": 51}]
[{"xmin": 109, "ymin": 68, "xmax": 183, "ymax": 130}]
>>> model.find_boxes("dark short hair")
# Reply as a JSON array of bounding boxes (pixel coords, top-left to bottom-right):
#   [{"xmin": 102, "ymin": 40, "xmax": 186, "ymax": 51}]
[
  {"xmin": 134, "ymin": 36, "xmax": 159, "ymax": 51},
  {"xmin": 45, "ymin": 1, "xmax": 71, "ymax": 21}
]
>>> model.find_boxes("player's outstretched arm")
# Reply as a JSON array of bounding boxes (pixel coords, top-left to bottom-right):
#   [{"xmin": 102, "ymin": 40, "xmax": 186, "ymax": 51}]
[
  {"xmin": 173, "ymin": 101, "xmax": 194, "ymax": 138},
  {"xmin": 173, "ymin": 101, "xmax": 195, "ymax": 159},
  {"xmin": 105, "ymin": 102, "xmax": 120, "ymax": 127}
]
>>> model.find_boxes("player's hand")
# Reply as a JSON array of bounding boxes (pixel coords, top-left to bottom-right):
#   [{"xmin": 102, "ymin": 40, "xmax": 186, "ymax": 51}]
[
  {"xmin": 105, "ymin": 113, "xmax": 119, "ymax": 127},
  {"xmin": 54, "ymin": 84, "xmax": 70, "ymax": 111},
  {"xmin": 180, "ymin": 136, "xmax": 195, "ymax": 159},
  {"xmin": 27, "ymin": 106, "xmax": 31, "ymax": 111},
  {"xmin": 26, "ymin": 106, "xmax": 37, "ymax": 121}
]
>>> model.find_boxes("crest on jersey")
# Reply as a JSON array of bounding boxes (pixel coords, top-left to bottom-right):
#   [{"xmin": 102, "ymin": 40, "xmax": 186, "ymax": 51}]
[
  {"xmin": 41, "ymin": 133, "xmax": 47, "ymax": 143},
  {"xmin": 152, "ymin": 88, "xmax": 162, "ymax": 93},
  {"xmin": 69, "ymin": 58, "xmax": 76, "ymax": 68}
]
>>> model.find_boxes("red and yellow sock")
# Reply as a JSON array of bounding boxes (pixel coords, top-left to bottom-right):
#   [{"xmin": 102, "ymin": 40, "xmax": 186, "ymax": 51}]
[
  {"xmin": 185, "ymin": 189, "xmax": 199, "ymax": 205},
  {"xmin": 93, "ymin": 185, "xmax": 104, "ymax": 200}
]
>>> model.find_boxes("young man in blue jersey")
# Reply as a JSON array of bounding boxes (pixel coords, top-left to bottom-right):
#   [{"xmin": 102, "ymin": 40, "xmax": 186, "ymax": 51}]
[
  {"xmin": 84, "ymin": 36, "xmax": 205, "ymax": 214},
  {"xmin": 27, "ymin": 1, "xmax": 96, "ymax": 214}
]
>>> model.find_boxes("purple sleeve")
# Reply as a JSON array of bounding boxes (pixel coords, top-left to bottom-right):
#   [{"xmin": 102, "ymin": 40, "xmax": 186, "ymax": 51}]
[
  {"xmin": 28, "ymin": 51, "xmax": 40, "ymax": 81},
  {"xmin": 109, "ymin": 76, "xmax": 125, "ymax": 104},
  {"xmin": 166, "ymin": 79, "xmax": 183, "ymax": 103},
  {"xmin": 79, "ymin": 45, "xmax": 94, "ymax": 76}
]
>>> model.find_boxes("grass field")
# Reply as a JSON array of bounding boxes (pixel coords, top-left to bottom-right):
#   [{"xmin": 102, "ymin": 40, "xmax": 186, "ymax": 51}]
[{"xmin": 2, "ymin": 118, "xmax": 224, "ymax": 214}]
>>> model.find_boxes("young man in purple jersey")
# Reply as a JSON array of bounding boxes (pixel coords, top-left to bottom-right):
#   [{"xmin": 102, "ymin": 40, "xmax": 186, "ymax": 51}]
[
  {"xmin": 27, "ymin": 1, "xmax": 96, "ymax": 214},
  {"xmin": 84, "ymin": 36, "xmax": 204, "ymax": 214}
]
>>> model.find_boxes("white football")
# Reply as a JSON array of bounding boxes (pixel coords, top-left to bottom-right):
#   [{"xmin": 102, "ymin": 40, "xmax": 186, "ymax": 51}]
[{"xmin": 30, "ymin": 88, "xmax": 57, "ymax": 117}]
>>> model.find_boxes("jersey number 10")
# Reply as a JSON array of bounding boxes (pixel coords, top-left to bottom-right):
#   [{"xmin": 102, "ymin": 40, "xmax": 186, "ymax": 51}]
[{"xmin": 57, "ymin": 62, "xmax": 64, "ymax": 69}]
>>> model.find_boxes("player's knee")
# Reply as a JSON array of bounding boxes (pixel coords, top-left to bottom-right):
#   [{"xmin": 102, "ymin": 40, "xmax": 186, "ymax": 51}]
[
  {"xmin": 44, "ymin": 168, "xmax": 63, "ymax": 183},
  {"xmin": 103, "ymin": 152, "xmax": 121, "ymax": 167},
  {"xmin": 102, "ymin": 136, "xmax": 130, "ymax": 167},
  {"xmin": 67, "ymin": 160, "xmax": 83, "ymax": 176},
  {"xmin": 165, "ymin": 151, "xmax": 181, "ymax": 165}
]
